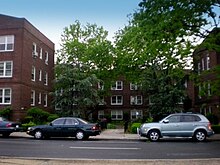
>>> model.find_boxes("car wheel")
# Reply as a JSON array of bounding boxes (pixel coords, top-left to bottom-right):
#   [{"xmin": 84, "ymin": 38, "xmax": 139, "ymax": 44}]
[
  {"xmin": 194, "ymin": 130, "xmax": 206, "ymax": 142},
  {"xmin": 34, "ymin": 130, "xmax": 43, "ymax": 139},
  {"xmin": 148, "ymin": 130, "xmax": 160, "ymax": 142},
  {"xmin": 76, "ymin": 130, "xmax": 85, "ymax": 140}
]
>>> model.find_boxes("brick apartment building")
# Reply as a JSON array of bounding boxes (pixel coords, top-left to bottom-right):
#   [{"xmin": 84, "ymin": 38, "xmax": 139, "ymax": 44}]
[
  {"xmin": 93, "ymin": 79, "xmax": 148, "ymax": 121},
  {"xmin": 0, "ymin": 14, "xmax": 54, "ymax": 121},
  {"xmin": 193, "ymin": 28, "xmax": 220, "ymax": 120}
]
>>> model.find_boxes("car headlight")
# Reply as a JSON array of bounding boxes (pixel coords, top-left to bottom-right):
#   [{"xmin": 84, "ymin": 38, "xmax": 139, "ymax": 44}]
[{"xmin": 27, "ymin": 127, "xmax": 33, "ymax": 131}]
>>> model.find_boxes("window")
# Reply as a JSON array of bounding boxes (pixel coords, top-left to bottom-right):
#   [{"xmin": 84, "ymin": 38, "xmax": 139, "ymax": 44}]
[
  {"xmin": 0, "ymin": 61, "xmax": 12, "ymax": 77},
  {"xmin": 39, "ymin": 70, "xmax": 42, "ymax": 81},
  {"xmin": 0, "ymin": 88, "xmax": 11, "ymax": 104},
  {"xmin": 65, "ymin": 118, "xmax": 78, "ymax": 125},
  {"xmin": 52, "ymin": 118, "xmax": 65, "ymax": 125},
  {"xmin": 31, "ymin": 90, "xmax": 35, "ymax": 106},
  {"xmin": 201, "ymin": 58, "xmax": 205, "ymax": 71},
  {"xmin": 130, "ymin": 95, "xmax": 142, "ymax": 105},
  {"xmin": 98, "ymin": 111, "xmax": 104, "ymax": 119},
  {"xmin": 40, "ymin": 48, "xmax": 43, "ymax": 59},
  {"xmin": 197, "ymin": 62, "xmax": 201, "ymax": 74},
  {"xmin": 131, "ymin": 110, "xmax": 143, "ymax": 119},
  {"xmin": 45, "ymin": 51, "xmax": 48, "ymax": 64},
  {"xmin": 38, "ymin": 92, "xmax": 41, "ymax": 104},
  {"xmin": 0, "ymin": 35, "xmax": 14, "ymax": 52},
  {"xmin": 206, "ymin": 54, "xmax": 210, "ymax": 70},
  {"xmin": 98, "ymin": 82, "xmax": 104, "ymax": 90},
  {"xmin": 111, "ymin": 110, "xmax": 123, "ymax": 120},
  {"xmin": 167, "ymin": 115, "xmax": 181, "ymax": 123},
  {"xmin": 111, "ymin": 95, "xmax": 123, "ymax": 105},
  {"xmin": 31, "ymin": 66, "xmax": 36, "ymax": 81},
  {"xmin": 44, "ymin": 72, "xmax": 48, "ymax": 85},
  {"xmin": 44, "ymin": 94, "xmax": 48, "ymax": 107},
  {"xmin": 32, "ymin": 43, "xmax": 38, "ymax": 57},
  {"xmin": 208, "ymin": 83, "xmax": 211, "ymax": 96},
  {"xmin": 111, "ymin": 81, "xmax": 123, "ymax": 90}
]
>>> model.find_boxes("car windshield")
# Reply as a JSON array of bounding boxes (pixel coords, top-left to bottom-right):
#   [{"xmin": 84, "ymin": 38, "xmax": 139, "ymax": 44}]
[
  {"xmin": 77, "ymin": 118, "xmax": 89, "ymax": 124},
  {"xmin": 0, "ymin": 117, "xmax": 7, "ymax": 121}
]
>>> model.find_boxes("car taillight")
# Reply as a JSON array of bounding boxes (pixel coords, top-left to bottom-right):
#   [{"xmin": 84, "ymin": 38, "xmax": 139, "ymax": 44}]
[
  {"xmin": 6, "ymin": 123, "xmax": 12, "ymax": 127},
  {"xmin": 92, "ymin": 126, "xmax": 98, "ymax": 130},
  {"xmin": 208, "ymin": 123, "xmax": 212, "ymax": 130}
]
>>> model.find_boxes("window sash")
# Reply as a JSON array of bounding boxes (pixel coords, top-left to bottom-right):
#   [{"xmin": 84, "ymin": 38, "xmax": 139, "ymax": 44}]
[
  {"xmin": 0, "ymin": 88, "xmax": 11, "ymax": 104},
  {"xmin": 0, "ymin": 35, "xmax": 14, "ymax": 52},
  {"xmin": 0, "ymin": 61, "xmax": 12, "ymax": 77}
]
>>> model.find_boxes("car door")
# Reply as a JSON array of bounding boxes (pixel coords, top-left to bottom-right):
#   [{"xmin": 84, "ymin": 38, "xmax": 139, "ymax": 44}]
[
  {"xmin": 47, "ymin": 118, "xmax": 66, "ymax": 137},
  {"xmin": 63, "ymin": 118, "xmax": 79, "ymax": 136},
  {"xmin": 180, "ymin": 115, "xmax": 200, "ymax": 137},
  {"xmin": 160, "ymin": 115, "xmax": 181, "ymax": 137}
]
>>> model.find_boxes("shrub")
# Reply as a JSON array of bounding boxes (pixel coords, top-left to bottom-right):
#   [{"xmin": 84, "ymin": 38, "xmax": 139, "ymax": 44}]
[
  {"xmin": 0, "ymin": 107, "xmax": 12, "ymax": 119},
  {"xmin": 131, "ymin": 123, "xmax": 142, "ymax": 134},
  {"xmin": 47, "ymin": 114, "xmax": 59, "ymax": 122},
  {"xmin": 206, "ymin": 113, "xmax": 219, "ymax": 125},
  {"xmin": 212, "ymin": 125, "xmax": 220, "ymax": 134},
  {"xmin": 26, "ymin": 107, "xmax": 50, "ymax": 124},
  {"xmin": 22, "ymin": 121, "xmax": 36, "ymax": 131},
  {"xmin": 107, "ymin": 123, "xmax": 116, "ymax": 129}
]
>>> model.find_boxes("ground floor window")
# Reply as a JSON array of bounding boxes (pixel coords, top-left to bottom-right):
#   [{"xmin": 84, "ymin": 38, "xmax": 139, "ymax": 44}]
[
  {"xmin": 0, "ymin": 88, "xmax": 11, "ymax": 104},
  {"xmin": 111, "ymin": 110, "xmax": 123, "ymax": 120},
  {"xmin": 131, "ymin": 110, "xmax": 143, "ymax": 120},
  {"xmin": 98, "ymin": 110, "xmax": 104, "ymax": 119}
]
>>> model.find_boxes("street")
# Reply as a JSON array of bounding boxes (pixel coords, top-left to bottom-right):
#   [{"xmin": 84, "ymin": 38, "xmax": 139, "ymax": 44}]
[{"xmin": 0, "ymin": 136, "xmax": 220, "ymax": 160}]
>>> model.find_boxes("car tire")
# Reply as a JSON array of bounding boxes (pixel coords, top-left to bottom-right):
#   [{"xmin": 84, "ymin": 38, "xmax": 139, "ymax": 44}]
[
  {"xmin": 34, "ymin": 130, "xmax": 43, "ymax": 139},
  {"xmin": 194, "ymin": 130, "xmax": 206, "ymax": 142},
  {"xmin": 75, "ymin": 130, "xmax": 85, "ymax": 140},
  {"xmin": 148, "ymin": 130, "xmax": 160, "ymax": 142}
]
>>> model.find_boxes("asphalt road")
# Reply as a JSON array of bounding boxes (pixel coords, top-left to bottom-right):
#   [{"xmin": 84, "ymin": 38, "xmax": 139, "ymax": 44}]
[{"xmin": 0, "ymin": 136, "xmax": 220, "ymax": 160}]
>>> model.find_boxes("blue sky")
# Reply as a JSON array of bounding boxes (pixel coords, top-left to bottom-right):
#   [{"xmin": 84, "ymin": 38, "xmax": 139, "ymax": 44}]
[{"xmin": 1, "ymin": 0, "xmax": 141, "ymax": 49}]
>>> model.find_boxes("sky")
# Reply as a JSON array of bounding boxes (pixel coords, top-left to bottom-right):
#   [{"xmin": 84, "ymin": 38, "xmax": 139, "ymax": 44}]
[{"xmin": 1, "ymin": 0, "xmax": 141, "ymax": 50}]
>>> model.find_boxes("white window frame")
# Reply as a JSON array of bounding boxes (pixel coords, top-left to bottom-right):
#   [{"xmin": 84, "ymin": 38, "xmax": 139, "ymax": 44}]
[
  {"xmin": 44, "ymin": 72, "xmax": 48, "ymax": 85},
  {"xmin": 31, "ymin": 90, "xmax": 35, "ymax": 106},
  {"xmin": 130, "ymin": 95, "xmax": 143, "ymax": 105},
  {"xmin": 197, "ymin": 62, "xmax": 201, "ymax": 75},
  {"xmin": 111, "ymin": 81, "xmax": 123, "ymax": 90},
  {"xmin": 44, "ymin": 94, "xmax": 48, "ymax": 107},
  {"xmin": 206, "ymin": 54, "xmax": 210, "ymax": 70},
  {"xmin": 0, "ymin": 35, "xmax": 14, "ymax": 52},
  {"xmin": 31, "ymin": 66, "xmax": 36, "ymax": 81},
  {"xmin": 130, "ymin": 83, "xmax": 138, "ymax": 90},
  {"xmin": 40, "ymin": 48, "xmax": 43, "ymax": 59},
  {"xmin": 0, "ymin": 88, "xmax": 11, "ymax": 104},
  {"xmin": 38, "ymin": 92, "xmax": 41, "ymax": 104},
  {"xmin": 0, "ymin": 61, "xmax": 13, "ymax": 77},
  {"xmin": 39, "ymin": 69, "xmax": 42, "ymax": 81},
  {"xmin": 45, "ymin": 51, "xmax": 48, "ymax": 65},
  {"xmin": 98, "ymin": 110, "xmax": 104, "ymax": 119},
  {"xmin": 111, "ymin": 95, "xmax": 123, "ymax": 105},
  {"xmin": 131, "ymin": 110, "xmax": 143, "ymax": 120},
  {"xmin": 32, "ymin": 43, "xmax": 38, "ymax": 57},
  {"xmin": 111, "ymin": 110, "xmax": 123, "ymax": 120},
  {"xmin": 201, "ymin": 58, "xmax": 205, "ymax": 71}
]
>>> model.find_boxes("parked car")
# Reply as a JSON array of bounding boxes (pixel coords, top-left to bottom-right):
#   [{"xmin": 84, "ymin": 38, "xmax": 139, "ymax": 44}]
[
  {"xmin": 27, "ymin": 117, "xmax": 101, "ymax": 140},
  {"xmin": 0, "ymin": 117, "xmax": 22, "ymax": 137},
  {"xmin": 138, "ymin": 113, "xmax": 214, "ymax": 142}
]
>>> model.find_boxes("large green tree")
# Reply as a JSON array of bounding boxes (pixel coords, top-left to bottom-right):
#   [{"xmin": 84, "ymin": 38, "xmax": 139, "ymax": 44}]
[
  {"xmin": 55, "ymin": 21, "xmax": 114, "ymax": 118},
  {"xmin": 114, "ymin": 0, "xmax": 220, "ymax": 118}
]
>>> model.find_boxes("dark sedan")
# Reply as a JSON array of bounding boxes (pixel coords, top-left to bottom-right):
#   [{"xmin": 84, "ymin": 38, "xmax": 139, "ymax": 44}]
[
  {"xmin": 27, "ymin": 117, "xmax": 101, "ymax": 140},
  {"xmin": 0, "ymin": 117, "xmax": 22, "ymax": 137}
]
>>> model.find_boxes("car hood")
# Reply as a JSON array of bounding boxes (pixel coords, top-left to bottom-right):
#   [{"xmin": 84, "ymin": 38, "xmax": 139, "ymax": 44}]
[{"xmin": 141, "ymin": 122, "xmax": 161, "ymax": 127}]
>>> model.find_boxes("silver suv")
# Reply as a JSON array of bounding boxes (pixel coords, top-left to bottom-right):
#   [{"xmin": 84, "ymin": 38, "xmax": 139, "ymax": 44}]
[{"xmin": 138, "ymin": 113, "xmax": 214, "ymax": 142}]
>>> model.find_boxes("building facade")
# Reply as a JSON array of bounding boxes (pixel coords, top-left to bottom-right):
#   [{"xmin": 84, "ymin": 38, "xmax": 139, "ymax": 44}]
[
  {"xmin": 193, "ymin": 28, "xmax": 220, "ymax": 120},
  {"xmin": 0, "ymin": 14, "xmax": 54, "ymax": 121}
]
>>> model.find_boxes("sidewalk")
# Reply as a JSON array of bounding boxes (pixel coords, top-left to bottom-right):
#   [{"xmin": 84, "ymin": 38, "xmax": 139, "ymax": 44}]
[{"xmin": 11, "ymin": 129, "xmax": 220, "ymax": 141}]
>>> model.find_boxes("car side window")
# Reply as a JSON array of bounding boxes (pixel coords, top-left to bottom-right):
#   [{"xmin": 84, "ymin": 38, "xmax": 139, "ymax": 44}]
[
  {"xmin": 181, "ymin": 115, "xmax": 195, "ymax": 122},
  {"xmin": 167, "ymin": 115, "xmax": 181, "ymax": 123},
  {"xmin": 52, "ymin": 118, "xmax": 65, "ymax": 125},
  {"xmin": 65, "ymin": 118, "xmax": 79, "ymax": 125}
]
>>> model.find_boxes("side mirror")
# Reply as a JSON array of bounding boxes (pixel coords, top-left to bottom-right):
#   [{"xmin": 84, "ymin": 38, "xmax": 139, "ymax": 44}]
[
  {"xmin": 49, "ymin": 123, "xmax": 53, "ymax": 126},
  {"xmin": 163, "ymin": 119, "xmax": 169, "ymax": 124}
]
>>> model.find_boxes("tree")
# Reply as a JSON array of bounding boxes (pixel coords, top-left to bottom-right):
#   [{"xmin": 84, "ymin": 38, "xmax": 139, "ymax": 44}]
[
  {"xmin": 55, "ymin": 20, "xmax": 114, "ymax": 118},
  {"xmin": 114, "ymin": 0, "xmax": 220, "ymax": 117}
]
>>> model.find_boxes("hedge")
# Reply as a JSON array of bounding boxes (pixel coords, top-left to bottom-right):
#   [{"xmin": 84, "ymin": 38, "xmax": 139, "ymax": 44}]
[{"xmin": 212, "ymin": 125, "xmax": 220, "ymax": 134}]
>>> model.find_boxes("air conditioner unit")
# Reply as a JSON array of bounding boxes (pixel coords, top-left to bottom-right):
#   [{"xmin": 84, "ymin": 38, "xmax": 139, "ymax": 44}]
[{"xmin": 32, "ymin": 52, "xmax": 38, "ymax": 58}]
